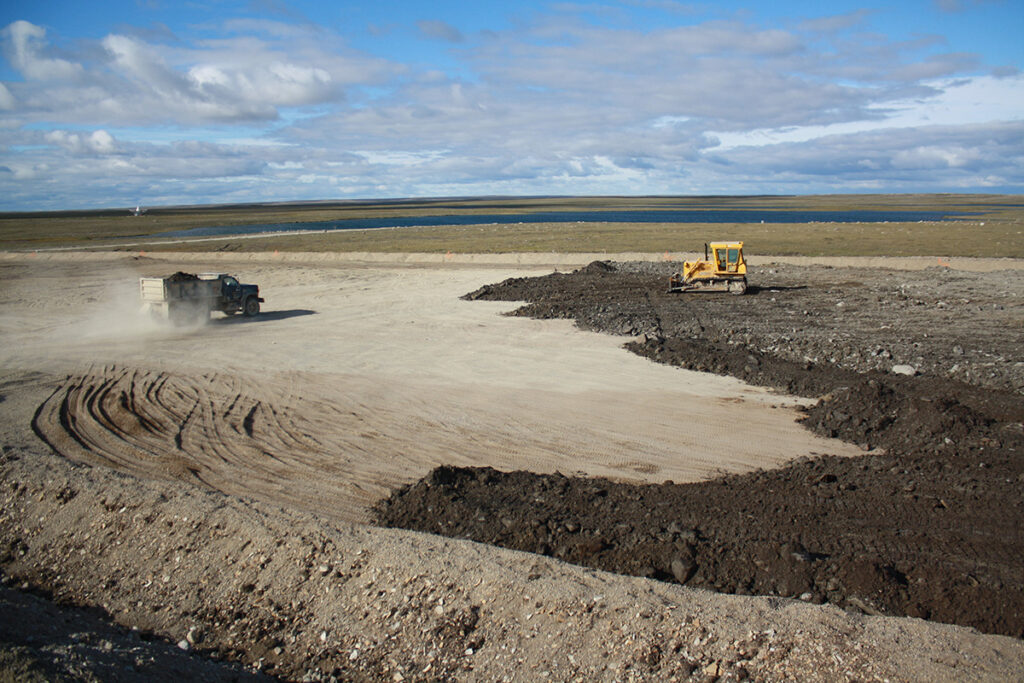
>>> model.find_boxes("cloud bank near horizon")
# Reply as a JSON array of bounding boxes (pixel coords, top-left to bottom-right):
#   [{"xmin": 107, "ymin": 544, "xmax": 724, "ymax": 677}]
[{"xmin": 0, "ymin": 3, "xmax": 1022, "ymax": 211}]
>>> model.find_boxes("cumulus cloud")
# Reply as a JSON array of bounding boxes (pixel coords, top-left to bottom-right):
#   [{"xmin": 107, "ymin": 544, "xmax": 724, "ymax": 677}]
[
  {"xmin": 1, "ymin": 20, "xmax": 84, "ymax": 81},
  {"xmin": 0, "ymin": 20, "xmax": 397, "ymax": 126},
  {"xmin": 0, "ymin": 7, "xmax": 1020, "ymax": 209},
  {"xmin": 125, "ymin": 30, "xmax": 343, "ymax": 119},
  {"xmin": 44, "ymin": 129, "xmax": 119, "ymax": 154}
]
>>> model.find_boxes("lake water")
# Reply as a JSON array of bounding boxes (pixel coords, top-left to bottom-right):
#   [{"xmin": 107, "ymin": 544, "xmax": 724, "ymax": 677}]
[{"xmin": 158, "ymin": 208, "xmax": 977, "ymax": 239}]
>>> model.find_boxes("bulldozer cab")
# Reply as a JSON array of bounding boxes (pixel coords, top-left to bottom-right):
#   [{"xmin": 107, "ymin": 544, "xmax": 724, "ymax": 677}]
[{"xmin": 708, "ymin": 242, "xmax": 744, "ymax": 274}]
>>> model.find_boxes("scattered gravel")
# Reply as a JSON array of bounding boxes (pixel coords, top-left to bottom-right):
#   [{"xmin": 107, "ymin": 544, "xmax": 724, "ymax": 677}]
[{"xmin": 4, "ymin": 445, "xmax": 1024, "ymax": 682}]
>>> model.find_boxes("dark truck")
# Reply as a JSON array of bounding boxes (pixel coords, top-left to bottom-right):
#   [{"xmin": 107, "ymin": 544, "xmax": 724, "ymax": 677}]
[{"xmin": 140, "ymin": 272, "xmax": 264, "ymax": 326}]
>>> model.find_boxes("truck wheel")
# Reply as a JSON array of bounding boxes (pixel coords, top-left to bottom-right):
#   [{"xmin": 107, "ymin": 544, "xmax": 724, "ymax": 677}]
[{"xmin": 243, "ymin": 297, "xmax": 260, "ymax": 316}]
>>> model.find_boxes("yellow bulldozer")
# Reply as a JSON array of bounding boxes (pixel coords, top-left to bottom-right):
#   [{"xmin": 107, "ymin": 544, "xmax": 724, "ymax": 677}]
[{"xmin": 668, "ymin": 241, "xmax": 748, "ymax": 295}]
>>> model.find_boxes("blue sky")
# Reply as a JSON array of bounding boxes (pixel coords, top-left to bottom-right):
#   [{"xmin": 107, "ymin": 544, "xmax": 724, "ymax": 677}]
[{"xmin": 1, "ymin": 0, "xmax": 1022, "ymax": 210}]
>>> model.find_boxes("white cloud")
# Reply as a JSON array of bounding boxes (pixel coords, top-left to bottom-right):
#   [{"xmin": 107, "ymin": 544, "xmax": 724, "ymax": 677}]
[
  {"xmin": 882, "ymin": 74, "xmax": 1024, "ymax": 126},
  {"xmin": 90, "ymin": 130, "xmax": 116, "ymax": 153},
  {"xmin": 1, "ymin": 20, "xmax": 83, "ymax": 81},
  {"xmin": 96, "ymin": 31, "xmax": 340, "ymax": 121},
  {"xmin": 357, "ymin": 150, "xmax": 449, "ymax": 165},
  {"xmin": 458, "ymin": 18, "xmax": 939, "ymax": 132},
  {"xmin": 102, "ymin": 33, "xmax": 193, "ymax": 97},
  {"xmin": 892, "ymin": 145, "xmax": 979, "ymax": 169},
  {"xmin": 706, "ymin": 121, "xmax": 1024, "ymax": 189},
  {"xmin": 0, "ymin": 9, "xmax": 1021, "ymax": 209},
  {"xmin": 43, "ymin": 129, "xmax": 119, "ymax": 154},
  {"xmin": 710, "ymin": 73, "xmax": 1024, "ymax": 150},
  {"xmin": 0, "ymin": 20, "xmax": 395, "ymax": 126},
  {"xmin": 798, "ymin": 10, "xmax": 873, "ymax": 33}
]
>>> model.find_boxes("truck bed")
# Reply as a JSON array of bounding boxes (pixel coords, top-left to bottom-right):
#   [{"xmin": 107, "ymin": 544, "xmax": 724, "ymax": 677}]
[{"xmin": 139, "ymin": 276, "xmax": 221, "ymax": 303}]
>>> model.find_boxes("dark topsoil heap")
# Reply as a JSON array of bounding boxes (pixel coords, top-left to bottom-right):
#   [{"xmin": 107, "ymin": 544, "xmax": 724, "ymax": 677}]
[{"xmin": 375, "ymin": 262, "xmax": 1024, "ymax": 638}]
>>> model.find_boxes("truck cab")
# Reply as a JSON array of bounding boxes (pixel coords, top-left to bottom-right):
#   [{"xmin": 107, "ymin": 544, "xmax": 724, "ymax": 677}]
[{"xmin": 198, "ymin": 273, "xmax": 262, "ymax": 316}]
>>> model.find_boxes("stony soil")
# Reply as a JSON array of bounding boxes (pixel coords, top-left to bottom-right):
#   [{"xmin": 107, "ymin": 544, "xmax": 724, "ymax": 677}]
[
  {"xmin": 377, "ymin": 262, "xmax": 1024, "ymax": 637},
  {"xmin": 6, "ymin": 445, "xmax": 1024, "ymax": 682},
  {"xmin": 3, "ymin": 255, "xmax": 1024, "ymax": 681},
  {"xmin": 0, "ymin": 581, "xmax": 269, "ymax": 682}
]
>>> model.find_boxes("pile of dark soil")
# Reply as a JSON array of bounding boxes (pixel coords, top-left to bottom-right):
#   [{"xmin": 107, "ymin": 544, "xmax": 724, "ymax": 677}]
[
  {"xmin": 377, "ymin": 262, "xmax": 1024, "ymax": 637},
  {"xmin": 463, "ymin": 260, "xmax": 1024, "ymax": 393},
  {"xmin": 166, "ymin": 271, "xmax": 200, "ymax": 282}
]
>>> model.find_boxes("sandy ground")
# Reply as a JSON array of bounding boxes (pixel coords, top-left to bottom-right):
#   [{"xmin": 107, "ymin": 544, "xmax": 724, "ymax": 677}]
[
  {"xmin": 3, "ymin": 252, "xmax": 862, "ymax": 524},
  {"xmin": 2, "ymin": 251, "xmax": 1023, "ymax": 680}
]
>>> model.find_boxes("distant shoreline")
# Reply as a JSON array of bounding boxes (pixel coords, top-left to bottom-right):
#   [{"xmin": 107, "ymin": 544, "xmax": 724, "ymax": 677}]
[{"xmin": 2, "ymin": 249, "xmax": 1020, "ymax": 272}]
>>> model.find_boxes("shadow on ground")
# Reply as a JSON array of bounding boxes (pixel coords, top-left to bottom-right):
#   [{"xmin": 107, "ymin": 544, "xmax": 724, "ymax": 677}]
[{"xmin": 213, "ymin": 309, "xmax": 316, "ymax": 324}]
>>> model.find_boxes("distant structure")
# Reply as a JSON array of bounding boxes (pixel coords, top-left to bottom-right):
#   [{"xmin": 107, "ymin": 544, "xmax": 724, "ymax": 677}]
[{"xmin": 130, "ymin": 205, "xmax": 147, "ymax": 216}]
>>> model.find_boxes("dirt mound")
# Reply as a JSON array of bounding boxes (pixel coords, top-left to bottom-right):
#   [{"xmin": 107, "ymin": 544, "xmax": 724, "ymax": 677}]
[
  {"xmin": 580, "ymin": 260, "xmax": 617, "ymax": 273},
  {"xmin": 166, "ymin": 271, "xmax": 200, "ymax": 282},
  {"xmin": 375, "ymin": 433, "xmax": 1024, "ymax": 637},
  {"xmin": 463, "ymin": 261, "xmax": 1024, "ymax": 393},
  {"xmin": 378, "ymin": 261, "xmax": 1024, "ymax": 637},
  {"xmin": 626, "ymin": 336, "xmax": 1021, "ymax": 456}
]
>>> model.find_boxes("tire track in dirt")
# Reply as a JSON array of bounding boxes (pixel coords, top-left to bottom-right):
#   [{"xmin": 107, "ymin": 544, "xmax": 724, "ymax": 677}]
[
  {"xmin": 6, "ymin": 257, "xmax": 868, "ymax": 527},
  {"xmin": 32, "ymin": 365, "xmax": 394, "ymax": 523},
  {"xmin": 32, "ymin": 360, "xmax": 857, "ymax": 526}
]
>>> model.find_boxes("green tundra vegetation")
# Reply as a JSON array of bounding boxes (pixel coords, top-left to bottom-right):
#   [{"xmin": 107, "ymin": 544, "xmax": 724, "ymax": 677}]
[{"xmin": 1, "ymin": 194, "xmax": 1020, "ymax": 258}]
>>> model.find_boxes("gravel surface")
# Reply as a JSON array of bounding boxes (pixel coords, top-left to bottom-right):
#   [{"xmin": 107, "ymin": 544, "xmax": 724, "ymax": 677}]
[{"xmin": 4, "ymin": 445, "xmax": 1024, "ymax": 682}]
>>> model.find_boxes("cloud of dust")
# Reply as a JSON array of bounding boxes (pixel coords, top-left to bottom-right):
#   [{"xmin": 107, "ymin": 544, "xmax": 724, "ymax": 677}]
[
  {"xmin": 74, "ymin": 271, "xmax": 175, "ymax": 341},
  {"xmin": 1, "ymin": 258, "xmax": 215, "ymax": 373}
]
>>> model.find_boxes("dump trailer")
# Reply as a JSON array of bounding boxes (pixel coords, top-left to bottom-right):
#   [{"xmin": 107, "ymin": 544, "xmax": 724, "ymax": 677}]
[
  {"xmin": 140, "ymin": 272, "xmax": 263, "ymax": 326},
  {"xmin": 668, "ymin": 241, "xmax": 748, "ymax": 295}
]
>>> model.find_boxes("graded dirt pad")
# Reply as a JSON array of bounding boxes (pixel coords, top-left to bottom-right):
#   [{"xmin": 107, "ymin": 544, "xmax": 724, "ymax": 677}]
[
  {"xmin": 377, "ymin": 261, "xmax": 1024, "ymax": 638},
  {"xmin": 2, "ymin": 252, "xmax": 1024, "ymax": 680},
  {"xmin": 6, "ymin": 254, "xmax": 861, "ymax": 525}
]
